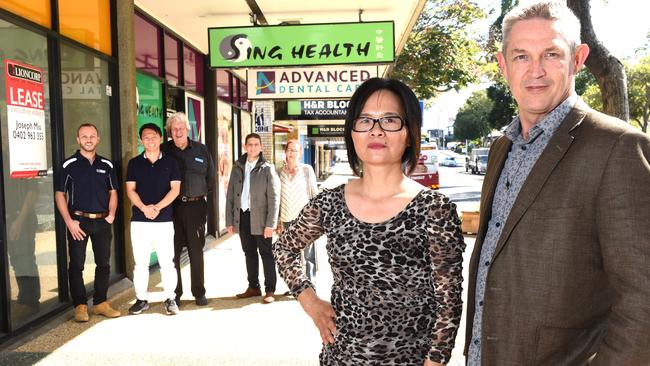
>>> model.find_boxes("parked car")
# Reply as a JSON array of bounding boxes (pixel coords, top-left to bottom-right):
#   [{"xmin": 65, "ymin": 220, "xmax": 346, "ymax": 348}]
[
  {"xmin": 440, "ymin": 156, "xmax": 460, "ymax": 167},
  {"xmin": 467, "ymin": 153, "xmax": 488, "ymax": 174}
]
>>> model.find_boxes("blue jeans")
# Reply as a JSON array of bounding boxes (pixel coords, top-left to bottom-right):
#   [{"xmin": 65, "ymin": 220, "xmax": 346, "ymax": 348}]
[{"xmin": 283, "ymin": 220, "xmax": 317, "ymax": 286}]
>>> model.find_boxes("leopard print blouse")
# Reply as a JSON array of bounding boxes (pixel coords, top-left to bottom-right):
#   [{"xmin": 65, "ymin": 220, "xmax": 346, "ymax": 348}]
[{"xmin": 273, "ymin": 184, "xmax": 466, "ymax": 365}]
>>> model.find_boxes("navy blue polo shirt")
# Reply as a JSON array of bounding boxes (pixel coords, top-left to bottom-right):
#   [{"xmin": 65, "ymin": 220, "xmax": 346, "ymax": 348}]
[
  {"xmin": 126, "ymin": 152, "xmax": 181, "ymax": 222},
  {"xmin": 55, "ymin": 150, "xmax": 117, "ymax": 213}
]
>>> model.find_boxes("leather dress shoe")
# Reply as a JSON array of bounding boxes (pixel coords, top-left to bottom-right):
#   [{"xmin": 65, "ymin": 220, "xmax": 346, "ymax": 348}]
[
  {"xmin": 236, "ymin": 287, "xmax": 262, "ymax": 298},
  {"xmin": 262, "ymin": 292, "xmax": 275, "ymax": 304},
  {"xmin": 74, "ymin": 304, "xmax": 89, "ymax": 322},
  {"xmin": 195, "ymin": 295, "xmax": 208, "ymax": 306},
  {"xmin": 92, "ymin": 301, "xmax": 121, "ymax": 318}
]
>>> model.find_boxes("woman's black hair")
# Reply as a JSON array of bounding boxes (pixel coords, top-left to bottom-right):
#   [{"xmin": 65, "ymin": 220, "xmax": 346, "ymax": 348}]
[{"xmin": 344, "ymin": 77, "xmax": 421, "ymax": 176}]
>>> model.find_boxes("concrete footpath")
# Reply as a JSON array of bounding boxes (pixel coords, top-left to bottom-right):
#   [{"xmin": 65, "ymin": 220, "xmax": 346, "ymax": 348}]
[{"xmin": 0, "ymin": 234, "xmax": 475, "ymax": 366}]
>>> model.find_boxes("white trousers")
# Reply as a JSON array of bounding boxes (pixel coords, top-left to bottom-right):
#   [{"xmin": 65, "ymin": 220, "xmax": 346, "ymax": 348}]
[{"xmin": 131, "ymin": 221, "xmax": 177, "ymax": 301}]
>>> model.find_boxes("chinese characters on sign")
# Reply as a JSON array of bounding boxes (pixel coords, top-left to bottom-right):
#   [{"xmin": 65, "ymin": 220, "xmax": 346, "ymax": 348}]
[{"xmin": 209, "ymin": 22, "xmax": 395, "ymax": 68}]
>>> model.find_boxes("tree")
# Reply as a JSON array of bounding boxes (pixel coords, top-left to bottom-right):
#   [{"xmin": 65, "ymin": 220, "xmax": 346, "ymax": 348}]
[
  {"xmin": 627, "ymin": 56, "xmax": 650, "ymax": 132},
  {"xmin": 575, "ymin": 58, "xmax": 649, "ymax": 133},
  {"xmin": 567, "ymin": 0, "xmax": 629, "ymax": 120},
  {"xmin": 486, "ymin": 81, "xmax": 516, "ymax": 130},
  {"xmin": 453, "ymin": 90, "xmax": 493, "ymax": 141},
  {"xmin": 390, "ymin": 0, "xmax": 486, "ymax": 99}
]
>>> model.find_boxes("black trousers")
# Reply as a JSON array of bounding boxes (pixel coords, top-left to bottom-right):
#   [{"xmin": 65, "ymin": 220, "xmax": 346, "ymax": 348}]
[
  {"xmin": 68, "ymin": 216, "xmax": 112, "ymax": 306},
  {"xmin": 173, "ymin": 199, "xmax": 207, "ymax": 299},
  {"xmin": 239, "ymin": 210, "xmax": 276, "ymax": 293}
]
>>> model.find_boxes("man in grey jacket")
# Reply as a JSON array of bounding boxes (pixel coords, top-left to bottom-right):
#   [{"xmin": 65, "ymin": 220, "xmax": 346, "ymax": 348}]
[{"xmin": 226, "ymin": 133, "xmax": 281, "ymax": 304}]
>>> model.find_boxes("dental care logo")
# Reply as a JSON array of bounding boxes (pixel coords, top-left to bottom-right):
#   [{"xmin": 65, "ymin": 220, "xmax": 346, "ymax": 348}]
[
  {"xmin": 219, "ymin": 34, "xmax": 252, "ymax": 63},
  {"xmin": 256, "ymin": 71, "xmax": 275, "ymax": 95}
]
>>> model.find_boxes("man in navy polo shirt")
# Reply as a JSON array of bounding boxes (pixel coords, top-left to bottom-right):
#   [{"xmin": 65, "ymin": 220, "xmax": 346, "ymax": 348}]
[
  {"xmin": 55, "ymin": 123, "xmax": 120, "ymax": 322},
  {"xmin": 125, "ymin": 123, "xmax": 181, "ymax": 315}
]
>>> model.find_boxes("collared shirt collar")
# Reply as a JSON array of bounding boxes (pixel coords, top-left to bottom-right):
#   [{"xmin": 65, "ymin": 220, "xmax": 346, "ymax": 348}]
[
  {"xmin": 74, "ymin": 149, "xmax": 97, "ymax": 164},
  {"xmin": 504, "ymin": 93, "xmax": 578, "ymax": 143},
  {"xmin": 142, "ymin": 151, "xmax": 163, "ymax": 160},
  {"xmin": 246, "ymin": 157, "xmax": 259, "ymax": 168}
]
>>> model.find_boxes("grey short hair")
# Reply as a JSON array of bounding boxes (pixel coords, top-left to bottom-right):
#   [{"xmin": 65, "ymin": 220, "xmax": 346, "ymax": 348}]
[
  {"xmin": 165, "ymin": 112, "xmax": 191, "ymax": 132},
  {"xmin": 502, "ymin": 1, "xmax": 582, "ymax": 54}
]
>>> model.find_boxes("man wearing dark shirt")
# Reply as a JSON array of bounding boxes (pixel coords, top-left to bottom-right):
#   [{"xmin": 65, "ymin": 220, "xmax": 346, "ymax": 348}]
[
  {"xmin": 55, "ymin": 123, "xmax": 120, "ymax": 322},
  {"xmin": 161, "ymin": 112, "xmax": 215, "ymax": 307},
  {"xmin": 125, "ymin": 123, "xmax": 181, "ymax": 315}
]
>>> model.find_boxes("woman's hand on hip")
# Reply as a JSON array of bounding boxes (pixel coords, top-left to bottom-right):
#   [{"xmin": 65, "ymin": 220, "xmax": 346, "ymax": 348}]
[{"xmin": 297, "ymin": 288, "xmax": 337, "ymax": 345}]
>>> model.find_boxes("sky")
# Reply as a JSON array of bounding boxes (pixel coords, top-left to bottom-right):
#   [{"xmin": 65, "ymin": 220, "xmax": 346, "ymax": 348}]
[{"xmin": 423, "ymin": 0, "xmax": 650, "ymax": 132}]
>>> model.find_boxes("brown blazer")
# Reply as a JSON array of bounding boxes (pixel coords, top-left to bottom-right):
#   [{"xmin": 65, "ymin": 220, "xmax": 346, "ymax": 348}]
[{"xmin": 464, "ymin": 102, "xmax": 650, "ymax": 365}]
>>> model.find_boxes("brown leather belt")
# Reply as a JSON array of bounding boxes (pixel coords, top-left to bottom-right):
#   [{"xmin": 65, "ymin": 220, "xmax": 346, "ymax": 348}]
[
  {"xmin": 180, "ymin": 196, "xmax": 205, "ymax": 202},
  {"xmin": 73, "ymin": 211, "xmax": 108, "ymax": 219}
]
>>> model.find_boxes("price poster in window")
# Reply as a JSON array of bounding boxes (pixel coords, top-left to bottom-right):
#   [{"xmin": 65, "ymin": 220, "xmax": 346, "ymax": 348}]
[{"xmin": 4, "ymin": 60, "xmax": 47, "ymax": 178}]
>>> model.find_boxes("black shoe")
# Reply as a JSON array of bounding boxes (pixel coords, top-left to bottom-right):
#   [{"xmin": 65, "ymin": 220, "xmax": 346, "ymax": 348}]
[
  {"xmin": 175, "ymin": 296, "xmax": 182, "ymax": 307},
  {"xmin": 195, "ymin": 295, "xmax": 208, "ymax": 306},
  {"xmin": 164, "ymin": 298, "xmax": 179, "ymax": 315},
  {"xmin": 128, "ymin": 299, "xmax": 149, "ymax": 315}
]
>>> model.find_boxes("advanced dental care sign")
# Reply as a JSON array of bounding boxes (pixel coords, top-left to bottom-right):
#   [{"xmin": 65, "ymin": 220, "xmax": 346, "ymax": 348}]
[
  {"xmin": 247, "ymin": 65, "xmax": 377, "ymax": 99},
  {"xmin": 4, "ymin": 60, "xmax": 47, "ymax": 178},
  {"xmin": 209, "ymin": 21, "xmax": 394, "ymax": 68}
]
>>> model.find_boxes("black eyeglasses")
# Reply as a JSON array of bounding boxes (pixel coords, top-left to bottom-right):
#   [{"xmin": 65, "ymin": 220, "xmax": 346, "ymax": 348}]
[{"xmin": 352, "ymin": 116, "xmax": 406, "ymax": 132}]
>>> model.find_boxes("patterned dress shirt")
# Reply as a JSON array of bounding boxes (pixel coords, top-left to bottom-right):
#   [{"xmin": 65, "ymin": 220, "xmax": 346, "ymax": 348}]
[{"xmin": 467, "ymin": 94, "xmax": 578, "ymax": 365}]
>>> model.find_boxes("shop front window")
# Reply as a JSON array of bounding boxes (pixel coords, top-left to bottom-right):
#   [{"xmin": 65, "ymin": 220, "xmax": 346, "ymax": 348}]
[
  {"xmin": 60, "ymin": 41, "xmax": 117, "ymax": 290},
  {"xmin": 0, "ymin": 18, "xmax": 60, "ymax": 329}
]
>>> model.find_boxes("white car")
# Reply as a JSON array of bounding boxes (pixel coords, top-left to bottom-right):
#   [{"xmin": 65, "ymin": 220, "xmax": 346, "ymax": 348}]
[{"xmin": 440, "ymin": 157, "xmax": 460, "ymax": 167}]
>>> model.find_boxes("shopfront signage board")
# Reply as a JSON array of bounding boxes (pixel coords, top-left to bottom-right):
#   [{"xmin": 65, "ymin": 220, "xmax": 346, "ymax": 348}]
[
  {"xmin": 209, "ymin": 21, "xmax": 394, "ymax": 68},
  {"xmin": 247, "ymin": 65, "xmax": 377, "ymax": 99}
]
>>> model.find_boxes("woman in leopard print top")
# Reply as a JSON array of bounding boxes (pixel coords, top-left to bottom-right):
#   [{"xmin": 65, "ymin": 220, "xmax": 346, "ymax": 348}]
[{"xmin": 273, "ymin": 78, "xmax": 465, "ymax": 365}]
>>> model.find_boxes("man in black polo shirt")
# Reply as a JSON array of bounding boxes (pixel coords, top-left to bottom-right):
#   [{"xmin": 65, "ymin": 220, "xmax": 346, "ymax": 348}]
[
  {"xmin": 55, "ymin": 123, "xmax": 120, "ymax": 322},
  {"xmin": 161, "ymin": 112, "xmax": 215, "ymax": 307},
  {"xmin": 125, "ymin": 123, "xmax": 181, "ymax": 315}
]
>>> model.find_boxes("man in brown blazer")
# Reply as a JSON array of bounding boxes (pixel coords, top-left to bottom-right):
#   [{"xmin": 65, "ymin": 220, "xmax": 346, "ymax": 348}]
[{"xmin": 465, "ymin": 2, "xmax": 650, "ymax": 365}]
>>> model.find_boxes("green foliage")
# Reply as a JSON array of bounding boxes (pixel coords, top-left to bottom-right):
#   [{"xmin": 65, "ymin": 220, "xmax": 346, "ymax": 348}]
[
  {"xmin": 486, "ymin": 81, "xmax": 516, "ymax": 130},
  {"xmin": 453, "ymin": 90, "xmax": 494, "ymax": 141},
  {"xmin": 390, "ymin": 0, "xmax": 486, "ymax": 99},
  {"xmin": 627, "ymin": 55, "xmax": 650, "ymax": 132},
  {"xmin": 575, "ymin": 68, "xmax": 597, "ymax": 96},
  {"xmin": 581, "ymin": 82, "xmax": 604, "ymax": 112}
]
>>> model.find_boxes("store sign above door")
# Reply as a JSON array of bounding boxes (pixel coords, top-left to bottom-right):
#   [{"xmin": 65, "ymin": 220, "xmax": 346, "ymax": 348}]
[
  {"xmin": 308, "ymin": 125, "xmax": 345, "ymax": 137},
  {"xmin": 247, "ymin": 65, "xmax": 378, "ymax": 99},
  {"xmin": 208, "ymin": 21, "xmax": 394, "ymax": 68},
  {"xmin": 287, "ymin": 99, "xmax": 349, "ymax": 120}
]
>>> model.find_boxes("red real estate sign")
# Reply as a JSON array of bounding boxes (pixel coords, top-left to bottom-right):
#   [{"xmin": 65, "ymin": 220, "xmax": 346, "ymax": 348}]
[{"xmin": 4, "ymin": 59, "xmax": 47, "ymax": 178}]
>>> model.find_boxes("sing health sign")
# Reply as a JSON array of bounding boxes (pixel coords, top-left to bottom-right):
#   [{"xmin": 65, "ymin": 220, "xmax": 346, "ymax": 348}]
[
  {"xmin": 208, "ymin": 21, "xmax": 394, "ymax": 68},
  {"xmin": 4, "ymin": 60, "xmax": 47, "ymax": 178}
]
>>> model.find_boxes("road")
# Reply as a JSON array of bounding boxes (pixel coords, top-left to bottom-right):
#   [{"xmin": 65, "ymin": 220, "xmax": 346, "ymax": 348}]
[{"xmin": 436, "ymin": 150, "xmax": 484, "ymax": 213}]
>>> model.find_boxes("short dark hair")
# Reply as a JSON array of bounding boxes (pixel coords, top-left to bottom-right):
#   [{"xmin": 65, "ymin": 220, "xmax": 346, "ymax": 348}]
[
  {"xmin": 77, "ymin": 123, "xmax": 98, "ymax": 136},
  {"xmin": 139, "ymin": 123, "xmax": 162, "ymax": 138},
  {"xmin": 344, "ymin": 78, "xmax": 421, "ymax": 176},
  {"xmin": 245, "ymin": 133, "xmax": 262, "ymax": 144}
]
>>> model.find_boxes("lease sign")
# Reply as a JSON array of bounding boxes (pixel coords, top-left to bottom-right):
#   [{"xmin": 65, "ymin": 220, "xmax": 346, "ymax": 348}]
[{"xmin": 5, "ymin": 60, "xmax": 47, "ymax": 178}]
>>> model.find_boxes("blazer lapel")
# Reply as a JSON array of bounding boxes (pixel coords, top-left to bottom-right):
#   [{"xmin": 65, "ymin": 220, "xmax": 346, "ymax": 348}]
[
  {"xmin": 476, "ymin": 137, "xmax": 511, "ymax": 245},
  {"xmin": 467, "ymin": 136, "xmax": 510, "ymax": 342},
  {"xmin": 491, "ymin": 105, "xmax": 588, "ymax": 260}
]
